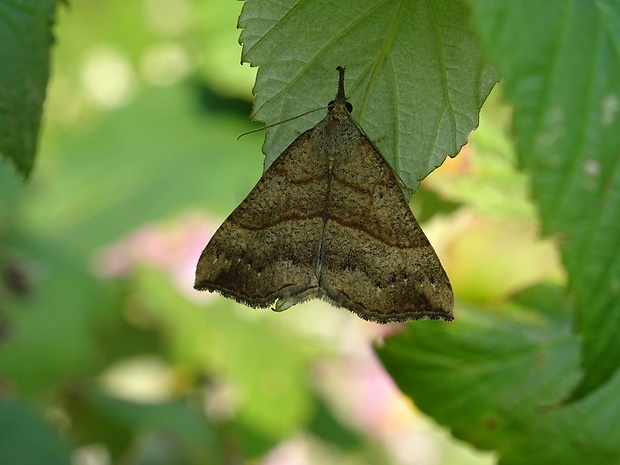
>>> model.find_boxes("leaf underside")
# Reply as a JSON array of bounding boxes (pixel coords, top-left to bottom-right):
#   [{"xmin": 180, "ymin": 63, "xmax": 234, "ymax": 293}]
[{"xmin": 238, "ymin": 0, "xmax": 498, "ymax": 193}]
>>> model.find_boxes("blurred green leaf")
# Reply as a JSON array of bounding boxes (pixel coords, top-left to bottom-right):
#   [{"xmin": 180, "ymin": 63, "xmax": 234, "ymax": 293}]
[
  {"xmin": 0, "ymin": 237, "xmax": 117, "ymax": 396},
  {"xmin": 91, "ymin": 390, "xmax": 219, "ymax": 462},
  {"xmin": 25, "ymin": 84, "xmax": 262, "ymax": 254},
  {"xmin": 0, "ymin": 0, "xmax": 56, "ymax": 177},
  {"xmin": 308, "ymin": 396, "xmax": 364, "ymax": 451},
  {"xmin": 378, "ymin": 288, "xmax": 620, "ymax": 464},
  {"xmin": 137, "ymin": 269, "xmax": 313, "ymax": 439},
  {"xmin": 65, "ymin": 387, "xmax": 134, "ymax": 460},
  {"xmin": 0, "ymin": 398, "xmax": 71, "ymax": 465},
  {"xmin": 439, "ymin": 86, "xmax": 535, "ymax": 221},
  {"xmin": 239, "ymin": 0, "xmax": 498, "ymax": 193},
  {"xmin": 224, "ymin": 419, "xmax": 278, "ymax": 460},
  {"xmin": 67, "ymin": 387, "xmax": 220, "ymax": 465},
  {"xmin": 411, "ymin": 187, "xmax": 462, "ymax": 224},
  {"xmin": 469, "ymin": 0, "xmax": 620, "ymax": 400},
  {"xmin": 0, "ymin": 159, "xmax": 26, "ymax": 224}
]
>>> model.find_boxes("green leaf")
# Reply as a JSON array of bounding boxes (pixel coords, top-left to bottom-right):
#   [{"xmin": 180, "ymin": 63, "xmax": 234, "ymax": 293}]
[
  {"xmin": 308, "ymin": 396, "xmax": 363, "ymax": 451},
  {"xmin": 238, "ymin": 0, "xmax": 498, "ymax": 193},
  {"xmin": 468, "ymin": 0, "xmax": 620, "ymax": 399},
  {"xmin": 137, "ymin": 269, "xmax": 313, "ymax": 440},
  {"xmin": 0, "ymin": 0, "xmax": 56, "ymax": 177},
  {"xmin": 0, "ymin": 398, "xmax": 71, "ymax": 465},
  {"xmin": 378, "ymin": 292, "xmax": 620, "ymax": 464},
  {"xmin": 23, "ymin": 84, "xmax": 261, "ymax": 254},
  {"xmin": 0, "ymin": 237, "xmax": 117, "ymax": 396},
  {"xmin": 90, "ymin": 390, "xmax": 219, "ymax": 457},
  {"xmin": 67, "ymin": 387, "xmax": 222, "ymax": 464}
]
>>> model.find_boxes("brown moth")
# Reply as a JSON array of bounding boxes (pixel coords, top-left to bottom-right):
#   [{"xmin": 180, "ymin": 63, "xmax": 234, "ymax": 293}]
[{"xmin": 195, "ymin": 67, "xmax": 453, "ymax": 323}]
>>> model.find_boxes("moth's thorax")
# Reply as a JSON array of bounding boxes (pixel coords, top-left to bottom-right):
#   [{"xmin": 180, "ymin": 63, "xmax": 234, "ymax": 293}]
[{"xmin": 313, "ymin": 102, "xmax": 361, "ymax": 162}]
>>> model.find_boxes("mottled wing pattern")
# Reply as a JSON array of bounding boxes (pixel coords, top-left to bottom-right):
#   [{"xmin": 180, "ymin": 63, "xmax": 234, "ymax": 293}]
[
  {"xmin": 320, "ymin": 127, "xmax": 454, "ymax": 322},
  {"xmin": 194, "ymin": 130, "xmax": 328, "ymax": 308}
]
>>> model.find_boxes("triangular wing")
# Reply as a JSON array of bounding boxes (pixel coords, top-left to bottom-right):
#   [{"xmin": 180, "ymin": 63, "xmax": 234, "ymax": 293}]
[
  {"xmin": 319, "ymin": 119, "xmax": 454, "ymax": 322},
  {"xmin": 194, "ymin": 129, "xmax": 328, "ymax": 308}
]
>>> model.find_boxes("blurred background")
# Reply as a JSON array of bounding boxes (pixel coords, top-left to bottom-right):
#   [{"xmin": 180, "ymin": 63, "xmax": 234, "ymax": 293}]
[{"xmin": 0, "ymin": 1, "xmax": 563, "ymax": 464}]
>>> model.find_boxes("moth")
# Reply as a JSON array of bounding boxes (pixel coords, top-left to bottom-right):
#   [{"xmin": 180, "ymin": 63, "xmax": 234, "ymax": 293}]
[{"xmin": 195, "ymin": 67, "xmax": 453, "ymax": 323}]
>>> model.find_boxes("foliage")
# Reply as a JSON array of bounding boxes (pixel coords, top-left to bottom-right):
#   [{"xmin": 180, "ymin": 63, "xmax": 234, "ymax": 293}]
[
  {"xmin": 239, "ymin": 0, "xmax": 498, "ymax": 193},
  {"xmin": 0, "ymin": 397, "xmax": 71, "ymax": 465},
  {"xmin": 1, "ymin": 0, "xmax": 620, "ymax": 464},
  {"xmin": 379, "ymin": 286, "xmax": 620, "ymax": 464},
  {"xmin": 469, "ymin": 0, "xmax": 620, "ymax": 402},
  {"xmin": 0, "ymin": 0, "xmax": 55, "ymax": 177}
]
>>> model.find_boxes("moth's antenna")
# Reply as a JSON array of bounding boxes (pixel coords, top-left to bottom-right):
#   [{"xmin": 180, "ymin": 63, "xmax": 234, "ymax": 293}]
[
  {"xmin": 237, "ymin": 106, "xmax": 326, "ymax": 139},
  {"xmin": 335, "ymin": 66, "xmax": 346, "ymax": 103}
]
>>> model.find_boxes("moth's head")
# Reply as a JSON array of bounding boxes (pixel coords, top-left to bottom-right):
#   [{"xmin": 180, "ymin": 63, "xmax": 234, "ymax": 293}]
[{"xmin": 327, "ymin": 100, "xmax": 353, "ymax": 113}]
